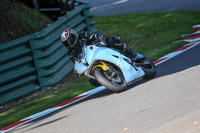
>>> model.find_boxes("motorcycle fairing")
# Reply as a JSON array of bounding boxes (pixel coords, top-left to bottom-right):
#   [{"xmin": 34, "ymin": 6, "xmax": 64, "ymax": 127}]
[{"xmin": 74, "ymin": 45, "xmax": 145, "ymax": 83}]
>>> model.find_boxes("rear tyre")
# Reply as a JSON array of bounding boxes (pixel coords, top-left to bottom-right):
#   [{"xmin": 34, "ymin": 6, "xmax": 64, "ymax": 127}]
[
  {"xmin": 93, "ymin": 67, "xmax": 127, "ymax": 92},
  {"xmin": 136, "ymin": 57, "xmax": 157, "ymax": 79}
]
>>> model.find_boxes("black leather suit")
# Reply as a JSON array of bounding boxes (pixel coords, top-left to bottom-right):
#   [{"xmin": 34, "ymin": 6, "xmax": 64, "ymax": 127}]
[{"xmin": 67, "ymin": 31, "xmax": 137, "ymax": 63}]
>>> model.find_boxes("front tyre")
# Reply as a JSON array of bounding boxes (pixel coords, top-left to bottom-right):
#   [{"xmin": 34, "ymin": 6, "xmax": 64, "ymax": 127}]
[{"xmin": 93, "ymin": 67, "xmax": 127, "ymax": 92}]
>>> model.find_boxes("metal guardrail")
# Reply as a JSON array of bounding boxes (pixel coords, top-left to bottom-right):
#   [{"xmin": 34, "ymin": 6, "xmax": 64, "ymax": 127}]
[
  {"xmin": 0, "ymin": 4, "xmax": 97, "ymax": 105},
  {"xmin": 0, "ymin": 34, "xmax": 40, "ymax": 105}
]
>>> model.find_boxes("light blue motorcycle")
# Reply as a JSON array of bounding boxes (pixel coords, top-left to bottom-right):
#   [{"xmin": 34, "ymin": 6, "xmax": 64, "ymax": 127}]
[{"xmin": 74, "ymin": 41, "xmax": 157, "ymax": 92}]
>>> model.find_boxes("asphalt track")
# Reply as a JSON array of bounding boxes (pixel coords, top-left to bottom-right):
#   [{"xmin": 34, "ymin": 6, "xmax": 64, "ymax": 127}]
[
  {"xmin": 9, "ymin": 42, "xmax": 200, "ymax": 133},
  {"xmin": 79, "ymin": 0, "xmax": 200, "ymax": 16}
]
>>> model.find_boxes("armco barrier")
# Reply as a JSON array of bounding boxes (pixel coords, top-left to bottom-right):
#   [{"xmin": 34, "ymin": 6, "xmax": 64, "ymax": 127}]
[
  {"xmin": 0, "ymin": 4, "xmax": 97, "ymax": 105},
  {"xmin": 0, "ymin": 34, "xmax": 40, "ymax": 105},
  {"xmin": 30, "ymin": 4, "xmax": 97, "ymax": 89}
]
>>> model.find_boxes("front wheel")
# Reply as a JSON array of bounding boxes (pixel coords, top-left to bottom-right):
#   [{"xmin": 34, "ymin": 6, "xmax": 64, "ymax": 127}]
[
  {"xmin": 136, "ymin": 56, "xmax": 157, "ymax": 79},
  {"xmin": 93, "ymin": 67, "xmax": 127, "ymax": 92}
]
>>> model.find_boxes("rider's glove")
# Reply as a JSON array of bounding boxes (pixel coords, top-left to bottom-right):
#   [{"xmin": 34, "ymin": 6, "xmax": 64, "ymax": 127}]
[
  {"xmin": 94, "ymin": 33, "xmax": 103, "ymax": 41},
  {"xmin": 84, "ymin": 32, "xmax": 103, "ymax": 41}
]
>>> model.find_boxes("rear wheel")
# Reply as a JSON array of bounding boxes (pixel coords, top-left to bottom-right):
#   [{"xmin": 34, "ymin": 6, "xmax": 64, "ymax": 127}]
[
  {"xmin": 136, "ymin": 56, "xmax": 157, "ymax": 79},
  {"xmin": 93, "ymin": 66, "xmax": 127, "ymax": 92}
]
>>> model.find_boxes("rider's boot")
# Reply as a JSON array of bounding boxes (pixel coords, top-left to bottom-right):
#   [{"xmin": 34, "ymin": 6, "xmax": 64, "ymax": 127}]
[
  {"xmin": 105, "ymin": 36, "xmax": 145, "ymax": 61},
  {"xmin": 110, "ymin": 37, "xmax": 138, "ymax": 59},
  {"xmin": 124, "ymin": 46, "xmax": 137, "ymax": 59},
  {"xmin": 125, "ymin": 45, "xmax": 145, "ymax": 61}
]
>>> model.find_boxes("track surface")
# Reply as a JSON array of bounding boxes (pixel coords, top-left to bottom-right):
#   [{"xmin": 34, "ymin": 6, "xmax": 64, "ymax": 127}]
[
  {"xmin": 10, "ymin": 43, "xmax": 200, "ymax": 133},
  {"xmin": 79, "ymin": 0, "xmax": 200, "ymax": 16}
]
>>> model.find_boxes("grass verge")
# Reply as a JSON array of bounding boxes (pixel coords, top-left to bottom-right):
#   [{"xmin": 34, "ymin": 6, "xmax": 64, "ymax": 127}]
[
  {"xmin": 0, "ymin": 10, "xmax": 200, "ymax": 128},
  {"xmin": 94, "ymin": 11, "xmax": 200, "ymax": 61}
]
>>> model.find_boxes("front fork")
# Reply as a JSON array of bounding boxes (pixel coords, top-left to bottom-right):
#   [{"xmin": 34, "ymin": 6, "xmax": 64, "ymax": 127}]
[{"xmin": 92, "ymin": 61, "xmax": 123, "ymax": 84}]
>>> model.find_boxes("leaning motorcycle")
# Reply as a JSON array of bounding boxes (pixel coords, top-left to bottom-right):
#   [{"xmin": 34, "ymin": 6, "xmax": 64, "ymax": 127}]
[{"xmin": 74, "ymin": 41, "xmax": 157, "ymax": 92}]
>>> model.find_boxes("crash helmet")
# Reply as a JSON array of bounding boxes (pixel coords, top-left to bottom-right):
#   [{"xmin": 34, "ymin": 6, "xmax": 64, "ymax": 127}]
[{"xmin": 61, "ymin": 28, "xmax": 78, "ymax": 49}]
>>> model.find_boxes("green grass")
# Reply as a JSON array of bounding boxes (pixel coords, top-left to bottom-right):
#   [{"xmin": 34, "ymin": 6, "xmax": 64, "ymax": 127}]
[
  {"xmin": 1, "ymin": 11, "xmax": 200, "ymax": 128},
  {"xmin": 94, "ymin": 11, "xmax": 200, "ymax": 61}
]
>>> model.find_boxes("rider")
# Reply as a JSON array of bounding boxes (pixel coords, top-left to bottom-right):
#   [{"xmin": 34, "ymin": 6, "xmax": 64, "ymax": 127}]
[
  {"xmin": 61, "ymin": 28, "xmax": 138, "ymax": 62},
  {"xmin": 61, "ymin": 28, "xmax": 139, "ymax": 86}
]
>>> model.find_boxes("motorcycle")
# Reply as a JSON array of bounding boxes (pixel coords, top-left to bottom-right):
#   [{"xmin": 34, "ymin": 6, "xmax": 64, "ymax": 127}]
[{"xmin": 74, "ymin": 41, "xmax": 157, "ymax": 92}]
